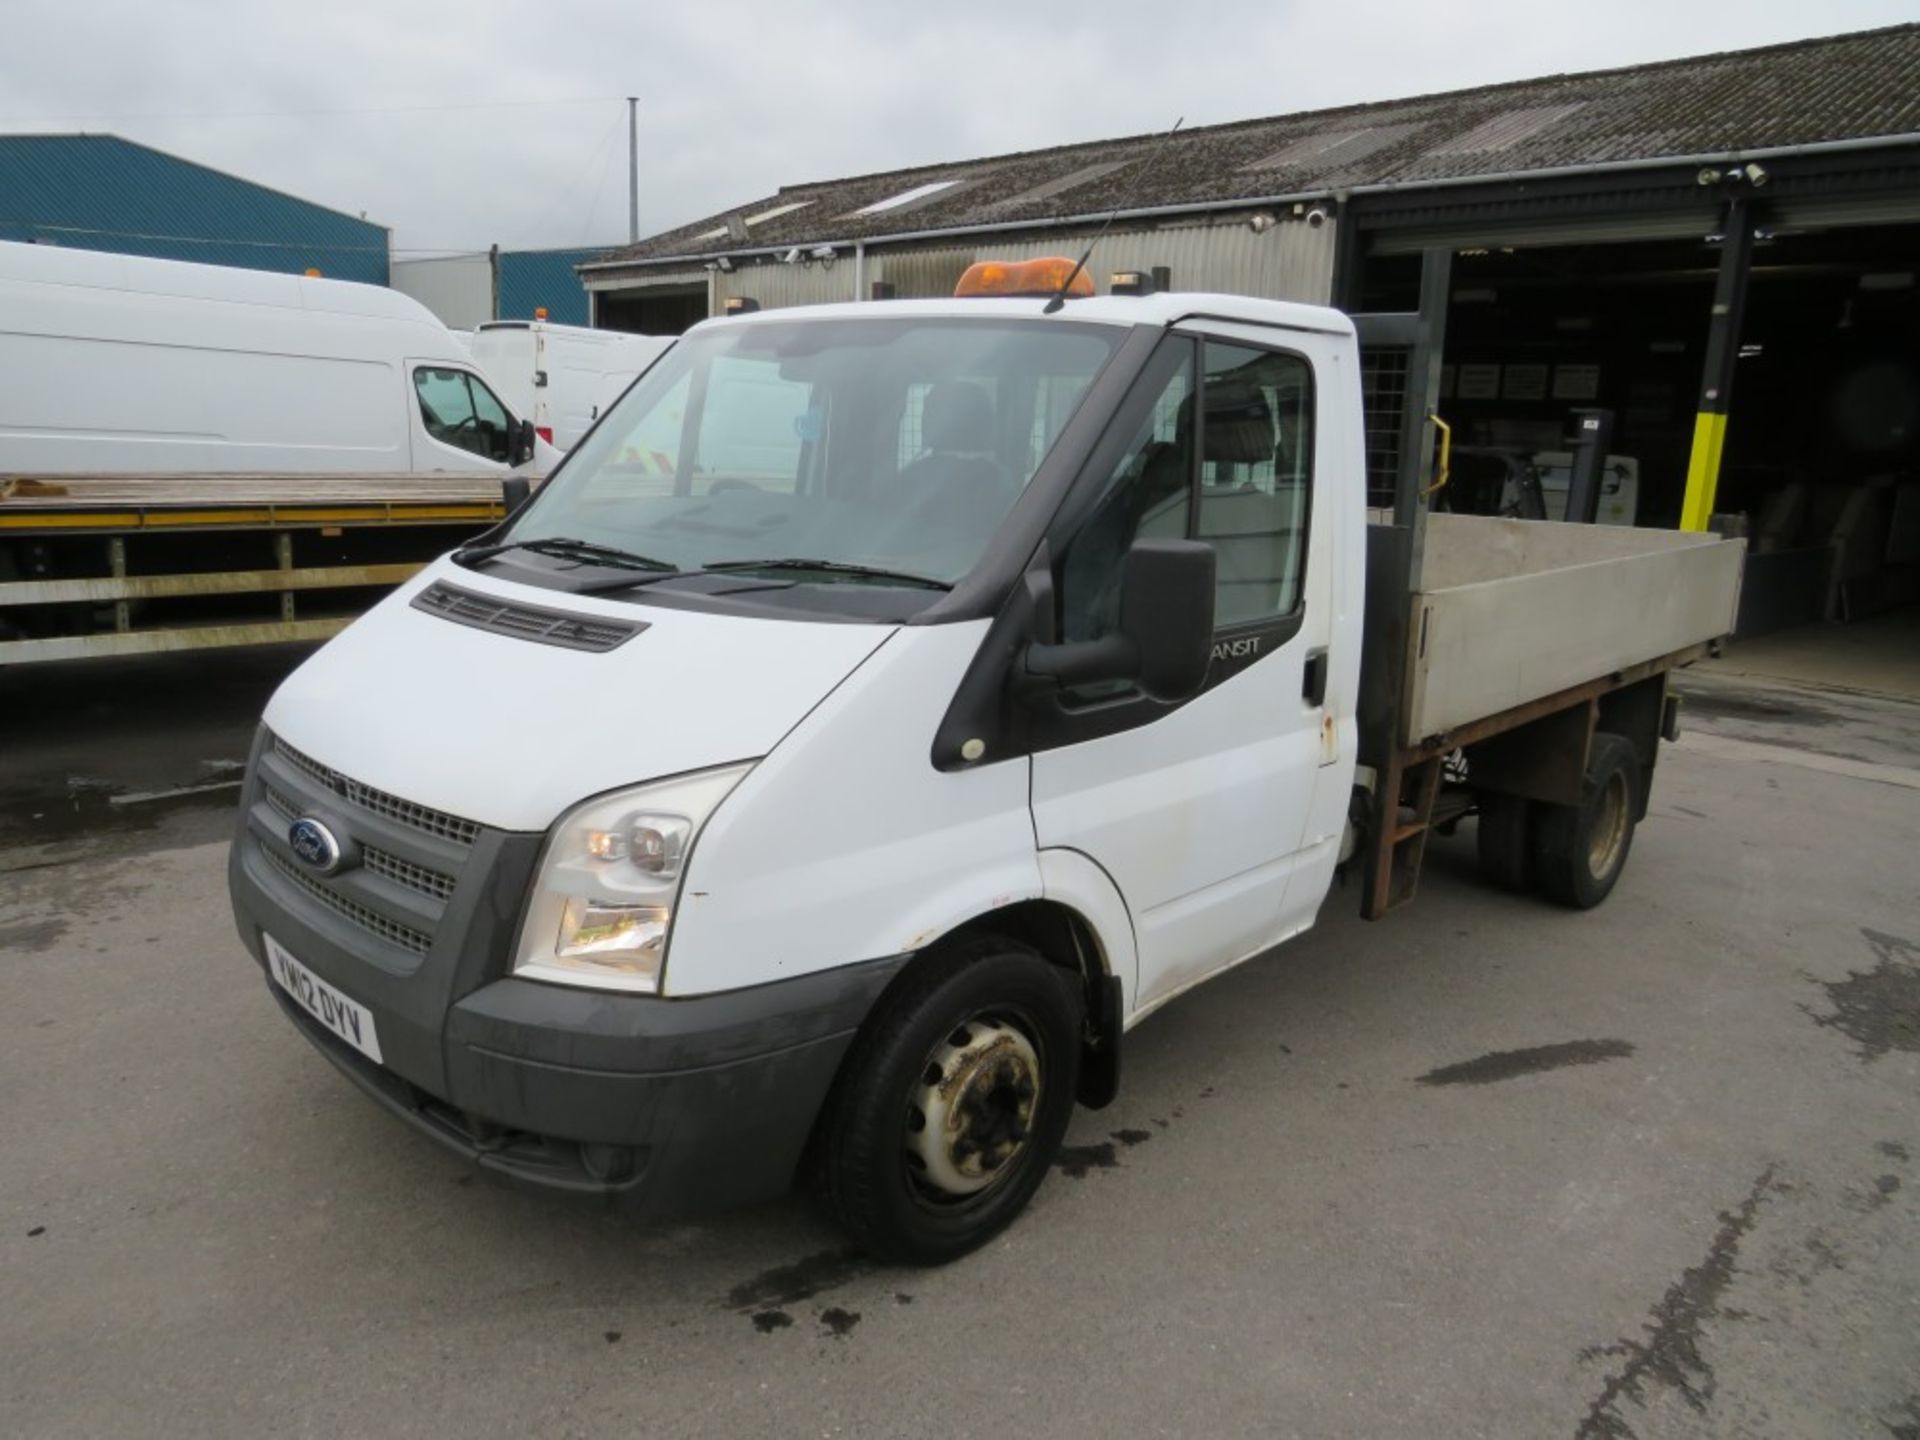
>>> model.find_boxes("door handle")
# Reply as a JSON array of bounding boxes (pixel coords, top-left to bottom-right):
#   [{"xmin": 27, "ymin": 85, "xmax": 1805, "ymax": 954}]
[{"xmin": 1303, "ymin": 648, "xmax": 1329, "ymax": 707}]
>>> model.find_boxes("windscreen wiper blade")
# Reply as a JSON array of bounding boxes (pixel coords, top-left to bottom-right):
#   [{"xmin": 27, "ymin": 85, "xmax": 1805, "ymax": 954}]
[
  {"xmin": 701, "ymin": 557, "xmax": 954, "ymax": 591},
  {"xmin": 455, "ymin": 535, "xmax": 677, "ymax": 571}
]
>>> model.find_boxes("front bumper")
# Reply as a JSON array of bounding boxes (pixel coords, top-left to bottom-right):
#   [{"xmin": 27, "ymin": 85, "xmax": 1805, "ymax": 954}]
[
  {"xmin": 255, "ymin": 959, "xmax": 901, "ymax": 1212},
  {"xmin": 229, "ymin": 728, "xmax": 905, "ymax": 1216}
]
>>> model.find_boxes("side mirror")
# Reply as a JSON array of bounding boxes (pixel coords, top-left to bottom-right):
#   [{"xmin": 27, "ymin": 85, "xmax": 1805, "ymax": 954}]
[
  {"xmin": 1025, "ymin": 539, "xmax": 1215, "ymax": 702},
  {"xmin": 500, "ymin": 475, "xmax": 531, "ymax": 514},
  {"xmin": 508, "ymin": 417, "xmax": 537, "ymax": 467}
]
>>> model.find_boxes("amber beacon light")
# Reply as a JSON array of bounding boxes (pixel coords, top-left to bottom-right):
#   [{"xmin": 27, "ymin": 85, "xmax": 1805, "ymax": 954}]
[{"xmin": 954, "ymin": 257, "xmax": 1097, "ymax": 299}]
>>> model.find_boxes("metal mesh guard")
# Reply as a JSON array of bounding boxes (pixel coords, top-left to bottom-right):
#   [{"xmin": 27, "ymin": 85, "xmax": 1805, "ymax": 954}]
[{"xmin": 271, "ymin": 736, "xmax": 481, "ymax": 847}]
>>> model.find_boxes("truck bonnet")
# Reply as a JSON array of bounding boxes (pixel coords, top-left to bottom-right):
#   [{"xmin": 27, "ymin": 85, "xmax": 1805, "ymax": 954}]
[{"xmin": 260, "ymin": 560, "xmax": 897, "ymax": 833}]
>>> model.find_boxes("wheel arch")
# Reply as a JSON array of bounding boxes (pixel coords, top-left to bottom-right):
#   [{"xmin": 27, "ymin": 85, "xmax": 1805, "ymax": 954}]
[
  {"xmin": 925, "ymin": 894, "xmax": 1126, "ymax": 1109},
  {"xmin": 814, "ymin": 887, "xmax": 1130, "ymax": 1156}
]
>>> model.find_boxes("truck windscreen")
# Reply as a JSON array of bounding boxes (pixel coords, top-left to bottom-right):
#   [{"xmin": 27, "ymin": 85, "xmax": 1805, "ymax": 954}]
[{"xmin": 501, "ymin": 315, "xmax": 1123, "ymax": 593}]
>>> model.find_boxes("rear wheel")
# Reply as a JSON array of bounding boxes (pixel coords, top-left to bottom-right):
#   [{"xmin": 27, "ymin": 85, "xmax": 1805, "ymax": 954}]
[
  {"xmin": 1533, "ymin": 733, "xmax": 1639, "ymax": 909},
  {"xmin": 816, "ymin": 935, "xmax": 1083, "ymax": 1265},
  {"xmin": 1475, "ymin": 792, "xmax": 1534, "ymax": 892}
]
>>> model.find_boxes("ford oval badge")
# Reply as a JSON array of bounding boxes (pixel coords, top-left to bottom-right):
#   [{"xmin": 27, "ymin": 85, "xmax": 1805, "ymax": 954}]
[{"xmin": 288, "ymin": 817, "xmax": 343, "ymax": 874}]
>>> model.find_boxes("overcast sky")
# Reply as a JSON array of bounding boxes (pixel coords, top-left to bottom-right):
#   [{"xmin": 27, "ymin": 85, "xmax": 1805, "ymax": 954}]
[{"xmin": 4, "ymin": 1, "xmax": 1915, "ymax": 256}]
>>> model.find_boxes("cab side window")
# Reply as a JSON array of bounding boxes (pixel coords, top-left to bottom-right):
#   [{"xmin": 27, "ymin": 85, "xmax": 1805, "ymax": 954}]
[
  {"xmin": 1197, "ymin": 342, "xmax": 1312, "ymax": 626},
  {"xmin": 1056, "ymin": 335, "xmax": 1312, "ymax": 657},
  {"xmin": 414, "ymin": 367, "xmax": 513, "ymax": 463},
  {"xmin": 1057, "ymin": 340, "xmax": 1195, "ymax": 644}
]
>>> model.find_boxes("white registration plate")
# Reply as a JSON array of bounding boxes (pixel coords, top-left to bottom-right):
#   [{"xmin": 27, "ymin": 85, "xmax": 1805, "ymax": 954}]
[{"xmin": 265, "ymin": 934, "xmax": 384, "ymax": 1065}]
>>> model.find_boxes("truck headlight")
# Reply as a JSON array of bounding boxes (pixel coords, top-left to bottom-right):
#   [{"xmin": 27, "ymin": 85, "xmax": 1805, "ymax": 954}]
[{"xmin": 513, "ymin": 762, "xmax": 753, "ymax": 993}]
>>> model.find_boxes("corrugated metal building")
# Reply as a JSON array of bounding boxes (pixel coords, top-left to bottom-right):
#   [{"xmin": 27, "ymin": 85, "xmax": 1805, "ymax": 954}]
[
  {"xmin": 391, "ymin": 246, "xmax": 609, "ymax": 328},
  {"xmin": 497, "ymin": 248, "xmax": 602, "ymax": 325},
  {"xmin": 584, "ymin": 25, "xmax": 1920, "ymax": 632},
  {"xmin": 0, "ymin": 134, "xmax": 389, "ymax": 284},
  {"xmin": 583, "ymin": 25, "xmax": 1920, "ymax": 323}
]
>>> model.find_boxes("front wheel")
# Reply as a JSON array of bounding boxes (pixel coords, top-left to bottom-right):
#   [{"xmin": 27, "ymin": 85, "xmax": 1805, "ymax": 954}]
[{"xmin": 815, "ymin": 936, "xmax": 1084, "ymax": 1265}]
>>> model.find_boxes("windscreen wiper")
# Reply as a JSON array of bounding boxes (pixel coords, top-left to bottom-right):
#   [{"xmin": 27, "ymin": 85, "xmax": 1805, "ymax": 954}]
[
  {"xmin": 701, "ymin": 557, "xmax": 954, "ymax": 591},
  {"xmin": 455, "ymin": 535, "xmax": 677, "ymax": 571}
]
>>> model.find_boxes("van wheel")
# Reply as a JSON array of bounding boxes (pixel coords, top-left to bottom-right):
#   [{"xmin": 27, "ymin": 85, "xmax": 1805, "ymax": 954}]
[
  {"xmin": 1475, "ymin": 793, "xmax": 1534, "ymax": 892},
  {"xmin": 1532, "ymin": 733, "xmax": 1639, "ymax": 910},
  {"xmin": 816, "ymin": 935, "xmax": 1083, "ymax": 1265}
]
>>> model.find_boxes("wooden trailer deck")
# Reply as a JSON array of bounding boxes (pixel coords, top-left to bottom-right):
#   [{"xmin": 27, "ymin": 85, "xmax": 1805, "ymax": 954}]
[{"xmin": 0, "ymin": 473, "xmax": 511, "ymax": 663}]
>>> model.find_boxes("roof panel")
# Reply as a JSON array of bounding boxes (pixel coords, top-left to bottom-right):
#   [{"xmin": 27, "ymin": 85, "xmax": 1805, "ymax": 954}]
[
  {"xmin": 744, "ymin": 199, "xmax": 813, "ymax": 226},
  {"xmin": 997, "ymin": 160, "xmax": 1131, "ymax": 207},
  {"xmin": 598, "ymin": 23, "xmax": 1920, "ymax": 267},
  {"xmin": 1241, "ymin": 124, "xmax": 1423, "ymax": 171},
  {"xmin": 1424, "ymin": 103, "xmax": 1589, "ymax": 154},
  {"xmin": 847, "ymin": 179, "xmax": 965, "ymax": 216}
]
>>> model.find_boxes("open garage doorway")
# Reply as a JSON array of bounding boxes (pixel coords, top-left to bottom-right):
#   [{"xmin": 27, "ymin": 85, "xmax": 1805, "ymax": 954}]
[
  {"xmin": 1357, "ymin": 222, "xmax": 1920, "ymax": 639},
  {"xmin": 593, "ymin": 283, "xmax": 708, "ymax": 335}
]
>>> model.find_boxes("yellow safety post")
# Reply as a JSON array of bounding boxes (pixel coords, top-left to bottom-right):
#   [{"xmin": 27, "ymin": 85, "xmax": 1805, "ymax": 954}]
[{"xmin": 1679, "ymin": 197, "xmax": 1755, "ymax": 531}]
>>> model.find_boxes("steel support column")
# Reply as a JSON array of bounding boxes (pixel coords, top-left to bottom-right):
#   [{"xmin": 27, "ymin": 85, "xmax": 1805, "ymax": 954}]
[
  {"xmin": 1679, "ymin": 197, "xmax": 1755, "ymax": 531},
  {"xmin": 1398, "ymin": 247, "xmax": 1451, "ymax": 588}
]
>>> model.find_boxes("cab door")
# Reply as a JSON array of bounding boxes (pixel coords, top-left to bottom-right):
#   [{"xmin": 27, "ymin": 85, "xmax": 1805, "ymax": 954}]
[
  {"xmin": 1029, "ymin": 324, "xmax": 1341, "ymax": 1018},
  {"xmin": 406, "ymin": 361, "xmax": 514, "ymax": 471}
]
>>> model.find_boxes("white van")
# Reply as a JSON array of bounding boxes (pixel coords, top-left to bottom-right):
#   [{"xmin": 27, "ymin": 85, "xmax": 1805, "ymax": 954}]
[
  {"xmin": 0, "ymin": 240, "xmax": 558, "ymax": 475},
  {"xmin": 468, "ymin": 319, "xmax": 671, "ymax": 450}
]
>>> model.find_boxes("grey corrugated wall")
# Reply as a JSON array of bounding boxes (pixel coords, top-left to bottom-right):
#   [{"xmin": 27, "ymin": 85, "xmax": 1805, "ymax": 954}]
[
  {"xmin": 593, "ymin": 212, "xmax": 1338, "ymax": 317},
  {"xmin": 871, "ymin": 218, "xmax": 1336, "ymax": 302},
  {"xmin": 712, "ymin": 256, "xmax": 857, "ymax": 311}
]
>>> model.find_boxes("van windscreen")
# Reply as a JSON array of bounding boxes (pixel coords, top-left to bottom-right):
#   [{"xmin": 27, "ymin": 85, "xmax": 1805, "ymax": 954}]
[{"xmin": 499, "ymin": 315, "xmax": 1123, "ymax": 594}]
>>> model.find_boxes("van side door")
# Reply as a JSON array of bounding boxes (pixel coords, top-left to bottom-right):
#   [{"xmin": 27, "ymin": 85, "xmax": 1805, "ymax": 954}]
[{"xmin": 1028, "ymin": 325, "xmax": 1340, "ymax": 1018}]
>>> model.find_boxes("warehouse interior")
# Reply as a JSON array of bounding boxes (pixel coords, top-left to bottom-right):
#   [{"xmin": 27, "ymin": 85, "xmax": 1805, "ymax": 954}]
[
  {"xmin": 1357, "ymin": 217, "xmax": 1920, "ymax": 633},
  {"xmin": 595, "ymin": 283, "xmax": 708, "ymax": 335}
]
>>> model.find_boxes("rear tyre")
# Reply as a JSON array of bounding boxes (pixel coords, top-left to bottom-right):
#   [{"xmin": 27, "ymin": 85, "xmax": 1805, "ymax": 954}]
[
  {"xmin": 1532, "ymin": 733, "xmax": 1639, "ymax": 910},
  {"xmin": 816, "ymin": 935, "xmax": 1083, "ymax": 1265},
  {"xmin": 1475, "ymin": 792, "xmax": 1534, "ymax": 892}
]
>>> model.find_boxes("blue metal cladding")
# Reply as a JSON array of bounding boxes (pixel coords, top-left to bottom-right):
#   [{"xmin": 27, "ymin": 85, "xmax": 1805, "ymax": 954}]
[
  {"xmin": 0, "ymin": 134, "xmax": 389, "ymax": 284},
  {"xmin": 495, "ymin": 247, "xmax": 609, "ymax": 325}
]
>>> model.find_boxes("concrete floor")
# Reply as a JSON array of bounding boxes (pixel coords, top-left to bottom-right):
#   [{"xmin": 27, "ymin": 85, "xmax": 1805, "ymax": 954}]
[
  {"xmin": 1705, "ymin": 607, "xmax": 1920, "ymax": 702},
  {"xmin": 2, "ymin": 640, "xmax": 1916, "ymax": 1439}
]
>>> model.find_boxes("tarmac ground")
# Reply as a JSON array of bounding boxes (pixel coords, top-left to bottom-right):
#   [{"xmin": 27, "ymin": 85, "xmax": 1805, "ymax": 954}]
[{"xmin": 3, "ymin": 625, "xmax": 1916, "ymax": 1439}]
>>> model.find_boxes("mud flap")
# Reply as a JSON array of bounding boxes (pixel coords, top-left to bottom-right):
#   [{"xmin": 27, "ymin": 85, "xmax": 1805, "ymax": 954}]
[{"xmin": 1076, "ymin": 973, "xmax": 1124, "ymax": 1109}]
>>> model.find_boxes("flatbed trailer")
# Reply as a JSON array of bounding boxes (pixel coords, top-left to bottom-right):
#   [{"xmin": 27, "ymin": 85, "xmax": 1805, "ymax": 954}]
[
  {"xmin": 0, "ymin": 474, "xmax": 509, "ymax": 664},
  {"xmin": 1356, "ymin": 512, "xmax": 1744, "ymax": 917}
]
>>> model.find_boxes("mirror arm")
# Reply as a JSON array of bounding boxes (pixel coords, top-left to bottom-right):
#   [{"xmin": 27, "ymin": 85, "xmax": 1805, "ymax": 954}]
[{"xmin": 1024, "ymin": 633, "xmax": 1139, "ymax": 687}]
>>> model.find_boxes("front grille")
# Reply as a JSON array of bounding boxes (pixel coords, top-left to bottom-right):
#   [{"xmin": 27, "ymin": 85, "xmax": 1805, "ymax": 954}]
[
  {"xmin": 411, "ymin": 581, "xmax": 644, "ymax": 653},
  {"xmin": 266, "ymin": 780, "xmax": 456, "ymax": 902},
  {"xmin": 362, "ymin": 847, "xmax": 456, "ymax": 902},
  {"xmin": 263, "ymin": 849, "xmax": 433, "ymax": 956},
  {"xmin": 272, "ymin": 737, "xmax": 480, "ymax": 846}
]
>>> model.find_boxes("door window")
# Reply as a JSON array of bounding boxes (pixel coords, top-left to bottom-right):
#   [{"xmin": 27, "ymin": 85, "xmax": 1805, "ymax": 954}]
[
  {"xmin": 1057, "ymin": 340, "xmax": 1196, "ymax": 644},
  {"xmin": 1197, "ymin": 342, "xmax": 1312, "ymax": 626},
  {"xmin": 1056, "ymin": 336, "xmax": 1312, "ymax": 656},
  {"xmin": 414, "ymin": 367, "xmax": 514, "ymax": 462}
]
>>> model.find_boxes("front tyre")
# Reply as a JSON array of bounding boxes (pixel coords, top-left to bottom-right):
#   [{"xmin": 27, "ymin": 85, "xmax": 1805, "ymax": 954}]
[{"xmin": 816, "ymin": 935, "xmax": 1084, "ymax": 1265}]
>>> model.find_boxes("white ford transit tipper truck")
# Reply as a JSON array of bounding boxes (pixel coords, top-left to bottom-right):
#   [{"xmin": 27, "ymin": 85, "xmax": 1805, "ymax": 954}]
[{"xmin": 228, "ymin": 263, "xmax": 1744, "ymax": 1263}]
